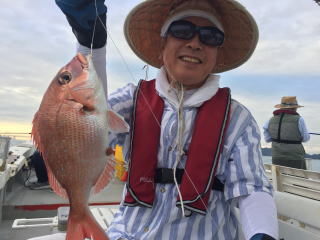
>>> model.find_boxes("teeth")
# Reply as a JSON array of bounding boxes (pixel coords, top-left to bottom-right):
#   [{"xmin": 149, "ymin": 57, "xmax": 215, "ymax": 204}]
[{"xmin": 181, "ymin": 56, "xmax": 200, "ymax": 63}]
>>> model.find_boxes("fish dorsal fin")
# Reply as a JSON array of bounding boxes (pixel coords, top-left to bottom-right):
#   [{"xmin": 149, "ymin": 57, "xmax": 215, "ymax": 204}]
[
  {"xmin": 93, "ymin": 154, "xmax": 115, "ymax": 194},
  {"xmin": 107, "ymin": 110, "xmax": 130, "ymax": 133}
]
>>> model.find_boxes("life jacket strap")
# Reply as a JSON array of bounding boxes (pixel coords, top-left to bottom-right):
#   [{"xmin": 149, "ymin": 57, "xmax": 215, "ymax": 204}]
[
  {"xmin": 155, "ymin": 168, "xmax": 224, "ymax": 192},
  {"xmin": 270, "ymin": 138, "xmax": 302, "ymax": 144}
]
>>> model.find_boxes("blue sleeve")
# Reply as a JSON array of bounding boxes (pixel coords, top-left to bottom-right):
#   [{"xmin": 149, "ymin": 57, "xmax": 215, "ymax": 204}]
[
  {"xmin": 55, "ymin": 0, "xmax": 107, "ymax": 29},
  {"xmin": 55, "ymin": 0, "xmax": 107, "ymax": 48},
  {"xmin": 298, "ymin": 117, "xmax": 310, "ymax": 142},
  {"xmin": 251, "ymin": 233, "xmax": 264, "ymax": 240},
  {"xmin": 262, "ymin": 119, "xmax": 272, "ymax": 143},
  {"xmin": 251, "ymin": 233, "xmax": 275, "ymax": 240}
]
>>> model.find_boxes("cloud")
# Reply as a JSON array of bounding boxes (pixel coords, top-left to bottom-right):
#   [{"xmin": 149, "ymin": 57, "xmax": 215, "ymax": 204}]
[
  {"xmin": 1, "ymin": 0, "xmax": 320, "ymax": 155},
  {"xmin": 235, "ymin": 0, "xmax": 320, "ymax": 75}
]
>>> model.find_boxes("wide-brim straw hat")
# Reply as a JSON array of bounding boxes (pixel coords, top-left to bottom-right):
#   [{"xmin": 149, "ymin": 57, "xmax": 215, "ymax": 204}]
[
  {"xmin": 274, "ymin": 96, "xmax": 304, "ymax": 109},
  {"xmin": 124, "ymin": 0, "xmax": 259, "ymax": 73}
]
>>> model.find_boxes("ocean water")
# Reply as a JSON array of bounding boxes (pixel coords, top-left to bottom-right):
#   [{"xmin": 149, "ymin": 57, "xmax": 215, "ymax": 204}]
[{"xmin": 262, "ymin": 155, "xmax": 320, "ymax": 173}]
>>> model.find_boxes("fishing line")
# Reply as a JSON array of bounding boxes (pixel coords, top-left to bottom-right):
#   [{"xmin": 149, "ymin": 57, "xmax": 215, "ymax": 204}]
[
  {"xmin": 91, "ymin": 0, "xmax": 99, "ymax": 56},
  {"xmin": 175, "ymin": 83, "xmax": 211, "ymax": 215},
  {"xmin": 97, "ymin": 16, "xmax": 137, "ymax": 86},
  {"xmin": 171, "ymin": 82, "xmax": 186, "ymax": 216},
  {"xmin": 171, "ymin": 80, "xmax": 211, "ymax": 214},
  {"xmin": 310, "ymin": 132, "xmax": 320, "ymax": 135},
  {"xmin": 95, "ymin": 11, "xmax": 162, "ymax": 128}
]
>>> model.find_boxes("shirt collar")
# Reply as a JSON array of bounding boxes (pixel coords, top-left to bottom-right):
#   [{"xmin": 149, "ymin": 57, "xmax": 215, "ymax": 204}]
[{"xmin": 155, "ymin": 67, "xmax": 220, "ymax": 108}]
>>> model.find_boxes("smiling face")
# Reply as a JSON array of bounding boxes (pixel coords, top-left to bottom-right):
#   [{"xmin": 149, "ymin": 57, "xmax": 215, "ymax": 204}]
[{"xmin": 161, "ymin": 16, "xmax": 218, "ymax": 90}]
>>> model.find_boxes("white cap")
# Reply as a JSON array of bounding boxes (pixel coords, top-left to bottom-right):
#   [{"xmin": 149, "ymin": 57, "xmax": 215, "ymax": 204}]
[{"xmin": 160, "ymin": 9, "xmax": 224, "ymax": 37}]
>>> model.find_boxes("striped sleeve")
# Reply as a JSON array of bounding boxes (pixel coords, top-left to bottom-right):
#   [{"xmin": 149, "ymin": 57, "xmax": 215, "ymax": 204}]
[
  {"xmin": 108, "ymin": 83, "xmax": 136, "ymax": 148},
  {"xmin": 224, "ymin": 111, "xmax": 273, "ymax": 200},
  {"xmin": 107, "ymin": 186, "xmax": 129, "ymax": 239}
]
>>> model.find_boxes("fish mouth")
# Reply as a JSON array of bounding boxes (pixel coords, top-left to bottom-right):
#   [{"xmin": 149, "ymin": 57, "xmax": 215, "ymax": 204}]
[
  {"xmin": 64, "ymin": 53, "xmax": 97, "ymax": 112},
  {"xmin": 76, "ymin": 53, "xmax": 89, "ymax": 70}
]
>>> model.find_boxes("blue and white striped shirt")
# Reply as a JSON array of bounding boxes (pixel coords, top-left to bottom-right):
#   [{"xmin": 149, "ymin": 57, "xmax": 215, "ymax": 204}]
[{"xmin": 107, "ymin": 68, "xmax": 273, "ymax": 240}]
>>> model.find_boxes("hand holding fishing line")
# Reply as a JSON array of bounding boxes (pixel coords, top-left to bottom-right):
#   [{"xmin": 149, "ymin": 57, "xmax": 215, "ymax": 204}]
[{"xmin": 55, "ymin": 0, "xmax": 107, "ymax": 49}]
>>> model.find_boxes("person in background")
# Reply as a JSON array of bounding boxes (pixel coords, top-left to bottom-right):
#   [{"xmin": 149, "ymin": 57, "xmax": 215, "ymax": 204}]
[
  {"xmin": 28, "ymin": 150, "xmax": 50, "ymax": 190},
  {"xmin": 53, "ymin": 0, "xmax": 279, "ymax": 239},
  {"xmin": 263, "ymin": 96, "xmax": 310, "ymax": 169}
]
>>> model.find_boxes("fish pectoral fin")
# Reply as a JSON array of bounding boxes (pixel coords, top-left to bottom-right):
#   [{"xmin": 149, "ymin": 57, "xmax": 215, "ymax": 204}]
[
  {"xmin": 107, "ymin": 110, "xmax": 130, "ymax": 133},
  {"xmin": 93, "ymin": 155, "xmax": 114, "ymax": 194}
]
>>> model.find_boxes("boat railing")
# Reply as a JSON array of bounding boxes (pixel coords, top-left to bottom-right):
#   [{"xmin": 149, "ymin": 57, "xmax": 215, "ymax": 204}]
[
  {"xmin": 0, "ymin": 141, "xmax": 35, "ymax": 224},
  {"xmin": 0, "ymin": 136, "xmax": 11, "ymax": 171},
  {"xmin": 264, "ymin": 163, "xmax": 320, "ymax": 239},
  {"xmin": 264, "ymin": 163, "xmax": 320, "ymax": 201}
]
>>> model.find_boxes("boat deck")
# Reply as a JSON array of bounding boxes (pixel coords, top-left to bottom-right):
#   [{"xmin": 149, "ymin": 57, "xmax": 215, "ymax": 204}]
[
  {"xmin": 4, "ymin": 172, "xmax": 124, "ymax": 207},
  {"xmin": 0, "ymin": 177, "xmax": 124, "ymax": 240},
  {"xmin": 10, "ymin": 205, "xmax": 119, "ymax": 240}
]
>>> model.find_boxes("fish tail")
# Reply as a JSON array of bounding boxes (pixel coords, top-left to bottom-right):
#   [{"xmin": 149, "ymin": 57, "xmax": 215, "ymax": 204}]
[{"xmin": 66, "ymin": 209, "xmax": 109, "ymax": 240}]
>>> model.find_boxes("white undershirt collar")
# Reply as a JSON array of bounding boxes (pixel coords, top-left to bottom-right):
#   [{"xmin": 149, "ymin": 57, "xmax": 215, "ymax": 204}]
[{"xmin": 155, "ymin": 66, "xmax": 220, "ymax": 108}]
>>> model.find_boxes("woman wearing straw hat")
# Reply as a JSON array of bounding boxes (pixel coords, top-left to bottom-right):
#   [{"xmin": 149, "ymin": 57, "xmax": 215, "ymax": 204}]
[
  {"xmin": 55, "ymin": 0, "xmax": 278, "ymax": 239},
  {"xmin": 263, "ymin": 96, "xmax": 310, "ymax": 170}
]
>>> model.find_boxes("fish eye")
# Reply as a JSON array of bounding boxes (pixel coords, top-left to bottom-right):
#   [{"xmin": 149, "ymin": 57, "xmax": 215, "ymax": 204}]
[{"xmin": 58, "ymin": 72, "xmax": 72, "ymax": 85}]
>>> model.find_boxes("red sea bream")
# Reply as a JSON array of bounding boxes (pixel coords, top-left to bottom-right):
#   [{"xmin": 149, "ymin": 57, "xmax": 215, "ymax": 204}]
[{"xmin": 31, "ymin": 53, "xmax": 129, "ymax": 240}]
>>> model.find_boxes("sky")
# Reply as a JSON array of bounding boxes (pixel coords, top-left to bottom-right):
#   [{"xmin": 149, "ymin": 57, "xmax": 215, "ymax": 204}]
[{"xmin": 0, "ymin": 0, "xmax": 320, "ymax": 153}]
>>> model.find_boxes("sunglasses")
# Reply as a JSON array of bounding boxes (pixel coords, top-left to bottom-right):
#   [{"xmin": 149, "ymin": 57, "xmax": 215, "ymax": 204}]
[{"xmin": 167, "ymin": 20, "xmax": 225, "ymax": 47}]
